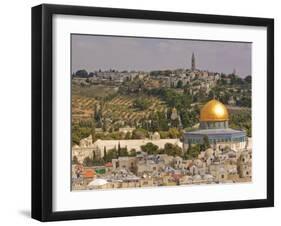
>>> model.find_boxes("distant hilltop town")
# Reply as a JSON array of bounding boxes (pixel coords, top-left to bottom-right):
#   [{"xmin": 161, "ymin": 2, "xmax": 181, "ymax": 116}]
[
  {"xmin": 71, "ymin": 53, "xmax": 252, "ymax": 190},
  {"xmin": 72, "ymin": 53, "xmax": 251, "ymax": 99}
]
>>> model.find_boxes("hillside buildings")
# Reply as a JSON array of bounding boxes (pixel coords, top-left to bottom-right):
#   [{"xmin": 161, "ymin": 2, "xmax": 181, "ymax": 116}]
[{"xmin": 72, "ymin": 99, "xmax": 252, "ymax": 190}]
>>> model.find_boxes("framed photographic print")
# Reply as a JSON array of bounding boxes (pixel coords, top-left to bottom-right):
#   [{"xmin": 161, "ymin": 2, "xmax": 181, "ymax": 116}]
[{"xmin": 32, "ymin": 4, "xmax": 274, "ymax": 221}]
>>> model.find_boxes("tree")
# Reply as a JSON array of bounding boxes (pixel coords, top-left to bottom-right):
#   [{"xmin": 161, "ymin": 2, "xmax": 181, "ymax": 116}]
[
  {"xmin": 237, "ymin": 96, "xmax": 251, "ymax": 108},
  {"xmin": 83, "ymin": 156, "xmax": 93, "ymax": 167},
  {"xmin": 102, "ymin": 119, "xmax": 108, "ymax": 132},
  {"xmin": 168, "ymin": 128, "xmax": 180, "ymax": 138},
  {"xmin": 91, "ymin": 118, "xmax": 96, "ymax": 143},
  {"xmin": 132, "ymin": 128, "xmax": 148, "ymax": 139},
  {"xmin": 141, "ymin": 142, "xmax": 159, "ymax": 155},
  {"xmin": 229, "ymin": 109, "xmax": 251, "ymax": 137},
  {"xmin": 75, "ymin": 69, "xmax": 88, "ymax": 78},
  {"xmin": 133, "ymin": 98, "xmax": 150, "ymax": 110},
  {"xmin": 176, "ymin": 80, "xmax": 183, "ymax": 88},
  {"xmin": 163, "ymin": 143, "xmax": 182, "ymax": 156},
  {"xmin": 88, "ymin": 72, "xmax": 95, "ymax": 77},
  {"xmin": 72, "ymin": 124, "xmax": 92, "ymax": 145},
  {"xmin": 117, "ymin": 142, "xmax": 121, "ymax": 157},
  {"xmin": 187, "ymin": 139, "xmax": 192, "ymax": 152},
  {"xmin": 125, "ymin": 132, "xmax": 131, "ymax": 139},
  {"xmin": 129, "ymin": 148, "xmax": 137, "ymax": 156},
  {"xmin": 208, "ymin": 90, "xmax": 215, "ymax": 99},
  {"xmin": 94, "ymin": 104, "xmax": 101, "ymax": 122},
  {"xmin": 186, "ymin": 144, "xmax": 201, "ymax": 159},
  {"xmin": 157, "ymin": 111, "xmax": 169, "ymax": 131},
  {"xmin": 104, "ymin": 148, "xmax": 118, "ymax": 162},
  {"xmin": 244, "ymin": 75, "xmax": 252, "ymax": 83},
  {"xmin": 159, "ymin": 131, "xmax": 169, "ymax": 139},
  {"xmin": 119, "ymin": 147, "xmax": 129, "ymax": 156},
  {"xmin": 200, "ymin": 135, "xmax": 210, "ymax": 151},
  {"xmin": 103, "ymin": 147, "xmax": 107, "ymax": 161},
  {"xmin": 92, "ymin": 158, "xmax": 105, "ymax": 166},
  {"xmin": 72, "ymin": 155, "xmax": 79, "ymax": 164}
]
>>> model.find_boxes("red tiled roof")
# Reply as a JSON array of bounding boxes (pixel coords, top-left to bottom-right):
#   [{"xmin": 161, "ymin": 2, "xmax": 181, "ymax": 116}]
[
  {"xmin": 105, "ymin": 162, "xmax": 113, "ymax": 167},
  {"xmin": 83, "ymin": 170, "xmax": 95, "ymax": 178}
]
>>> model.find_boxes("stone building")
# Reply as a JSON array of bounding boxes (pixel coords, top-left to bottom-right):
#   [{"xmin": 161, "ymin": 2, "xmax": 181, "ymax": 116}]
[
  {"xmin": 112, "ymin": 156, "xmax": 137, "ymax": 171},
  {"xmin": 237, "ymin": 150, "xmax": 252, "ymax": 178}
]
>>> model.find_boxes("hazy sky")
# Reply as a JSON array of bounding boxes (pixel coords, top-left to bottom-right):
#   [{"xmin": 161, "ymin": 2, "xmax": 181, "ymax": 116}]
[{"xmin": 71, "ymin": 34, "xmax": 252, "ymax": 77}]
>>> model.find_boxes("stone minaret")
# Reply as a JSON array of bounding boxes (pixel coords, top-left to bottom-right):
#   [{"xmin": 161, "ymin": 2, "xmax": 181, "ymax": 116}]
[{"xmin": 191, "ymin": 52, "xmax": 196, "ymax": 71}]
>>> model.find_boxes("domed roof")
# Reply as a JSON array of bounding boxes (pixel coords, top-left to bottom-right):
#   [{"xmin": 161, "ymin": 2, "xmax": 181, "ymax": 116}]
[
  {"xmin": 203, "ymin": 174, "xmax": 214, "ymax": 180},
  {"xmin": 193, "ymin": 175, "xmax": 202, "ymax": 181},
  {"xmin": 205, "ymin": 148, "xmax": 214, "ymax": 157},
  {"xmin": 151, "ymin": 131, "xmax": 160, "ymax": 140},
  {"xmin": 200, "ymin": 99, "xmax": 229, "ymax": 122}
]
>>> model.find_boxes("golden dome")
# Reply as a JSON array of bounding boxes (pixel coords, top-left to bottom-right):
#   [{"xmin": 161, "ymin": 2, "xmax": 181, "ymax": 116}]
[{"xmin": 200, "ymin": 99, "xmax": 229, "ymax": 122}]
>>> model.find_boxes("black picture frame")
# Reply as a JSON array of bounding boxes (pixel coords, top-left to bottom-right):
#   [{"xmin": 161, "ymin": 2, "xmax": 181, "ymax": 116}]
[{"xmin": 32, "ymin": 4, "xmax": 274, "ymax": 222}]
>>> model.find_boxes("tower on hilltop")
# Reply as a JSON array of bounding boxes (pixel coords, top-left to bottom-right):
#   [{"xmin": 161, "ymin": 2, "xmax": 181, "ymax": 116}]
[{"xmin": 191, "ymin": 52, "xmax": 196, "ymax": 71}]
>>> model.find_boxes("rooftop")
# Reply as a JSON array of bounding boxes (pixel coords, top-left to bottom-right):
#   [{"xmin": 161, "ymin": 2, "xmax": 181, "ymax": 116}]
[{"xmin": 185, "ymin": 128, "xmax": 245, "ymax": 136}]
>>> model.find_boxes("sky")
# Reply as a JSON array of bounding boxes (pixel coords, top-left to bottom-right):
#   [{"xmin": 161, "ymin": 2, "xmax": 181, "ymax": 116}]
[{"xmin": 71, "ymin": 34, "xmax": 252, "ymax": 77}]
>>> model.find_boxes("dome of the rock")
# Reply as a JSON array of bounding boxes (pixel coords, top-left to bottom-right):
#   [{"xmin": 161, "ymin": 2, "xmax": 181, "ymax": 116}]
[
  {"xmin": 183, "ymin": 99, "xmax": 246, "ymax": 153},
  {"xmin": 200, "ymin": 99, "xmax": 229, "ymax": 122}
]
